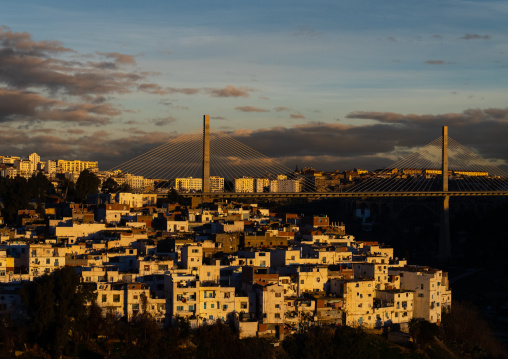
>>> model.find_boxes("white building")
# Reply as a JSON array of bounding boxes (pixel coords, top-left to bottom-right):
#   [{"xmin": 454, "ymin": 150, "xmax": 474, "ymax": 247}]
[
  {"xmin": 27, "ymin": 153, "xmax": 40, "ymax": 173},
  {"xmin": 254, "ymin": 178, "xmax": 270, "ymax": 193},
  {"xmin": 235, "ymin": 177, "xmax": 254, "ymax": 193},
  {"xmin": 210, "ymin": 176, "xmax": 224, "ymax": 192},
  {"xmin": 270, "ymin": 179, "xmax": 301, "ymax": 193},
  {"xmin": 57, "ymin": 159, "xmax": 98, "ymax": 173},
  {"xmin": 174, "ymin": 177, "xmax": 202, "ymax": 192}
]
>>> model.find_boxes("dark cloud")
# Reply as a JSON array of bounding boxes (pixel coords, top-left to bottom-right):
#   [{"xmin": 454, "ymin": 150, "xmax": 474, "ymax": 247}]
[
  {"xmin": 235, "ymin": 106, "xmax": 269, "ymax": 113},
  {"xmin": 4, "ymin": 107, "xmax": 508, "ymax": 173},
  {"xmin": 0, "ymin": 27, "xmax": 165, "ymax": 126},
  {"xmin": 0, "ymin": 88, "xmax": 114, "ymax": 126},
  {"xmin": 151, "ymin": 116, "xmax": 177, "ymax": 126},
  {"xmin": 218, "ymin": 108, "xmax": 508, "ymax": 171},
  {"xmin": 425, "ymin": 60, "xmax": 445, "ymax": 65},
  {"xmin": 459, "ymin": 34, "xmax": 491, "ymax": 40}
]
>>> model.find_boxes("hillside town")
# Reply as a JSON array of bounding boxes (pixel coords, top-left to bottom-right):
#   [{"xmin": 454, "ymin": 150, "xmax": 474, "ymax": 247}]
[{"xmin": 0, "ymin": 154, "xmax": 452, "ymax": 340}]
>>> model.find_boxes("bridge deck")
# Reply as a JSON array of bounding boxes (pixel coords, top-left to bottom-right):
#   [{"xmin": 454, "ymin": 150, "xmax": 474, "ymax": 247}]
[{"xmin": 157, "ymin": 191, "xmax": 508, "ymax": 199}]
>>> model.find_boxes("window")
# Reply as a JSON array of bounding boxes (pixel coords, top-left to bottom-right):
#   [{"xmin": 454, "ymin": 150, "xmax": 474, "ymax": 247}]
[
  {"xmin": 241, "ymin": 302, "xmax": 248, "ymax": 309},
  {"xmin": 177, "ymin": 306, "xmax": 184, "ymax": 311},
  {"xmin": 102, "ymin": 294, "xmax": 107, "ymax": 303},
  {"xmin": 133, "ymin": 295, "xmax": 138, "ymax": 300},
  {"xmin": 222, "ymin": 305, "xmax": 228, "ymax": 310},
  {"xmin": 421, "ymin": 284, "xmax": 424, "ymax": 289},
  {"xmin": 192, "ymin": 249, "xmax": 199, "ymax": 253},
  {"xmin": 207, "ymin": 272, "xmax": 211, "ymax": 277},
  {"xmin": 113, "ymin": 295, "xmax": 120, "ymax": 303},
  {"xmin": 275, "ymin": 293, "xmax": 281, "ymax": 298},
  {"xmin": 275, "ymin": 304, "xmax": 280, "ymax": 309},
  {"xmin": 46, "ymin": 258, "xmax": 50, "ymax": 264},
  {"xmin": 204, "ymin": 303, "xmax": 207, "ymax": 309},
  {"xmin": 189, "ymin": 305, "xmax": 194, "ymax": 311},
  {"xmin": 275, "ymin": 313, "xmax": 280, "ymax": 318},
  {"xmin": 211, "ymin": 303, "xmax": 215, "ymax": 308},
  {"xmin": 301, "ymin": 280, "xmax": 304, "ymax": 284},
  {"xmin": 132, "ymin": 304, "xmax": 139, "ymax": 310}
]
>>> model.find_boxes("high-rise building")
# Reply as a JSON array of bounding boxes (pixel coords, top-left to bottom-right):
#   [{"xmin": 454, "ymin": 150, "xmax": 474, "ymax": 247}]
[{"xmin": 27, "ymin": 153, "xmax": 40, "ymax": 173}]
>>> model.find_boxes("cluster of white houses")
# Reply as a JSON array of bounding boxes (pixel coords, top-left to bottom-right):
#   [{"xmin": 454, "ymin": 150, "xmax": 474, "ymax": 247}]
[{"xmin": 0, "ymin": 196, "xmax": 451, "ymax": 338}]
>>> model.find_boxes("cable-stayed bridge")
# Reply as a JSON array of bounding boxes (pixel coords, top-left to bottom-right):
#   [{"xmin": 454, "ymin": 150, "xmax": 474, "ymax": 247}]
[
  {"xmin": 110, "ymin": 117, "xmax": 508, "ymax": 199},
  {"xmin": 109, "ymin": 116, "xmax": 508, "ymax": 258}
]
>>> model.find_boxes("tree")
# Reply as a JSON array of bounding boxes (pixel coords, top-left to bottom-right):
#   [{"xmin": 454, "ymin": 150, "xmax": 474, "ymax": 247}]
[
  {"xmin": 20, "ymin": 266, "xmax": 95, "ymax": 357},
  {"xmin": 74, "ymin": 169, "xmax": 101, "ymax": 202},
  {"xmin": 167, "ymin": 188, "xmax": 184, "ymax": 204},
  {"xmin": 101, "ymin": 177, "xmax": 119, "ymax": 193}
]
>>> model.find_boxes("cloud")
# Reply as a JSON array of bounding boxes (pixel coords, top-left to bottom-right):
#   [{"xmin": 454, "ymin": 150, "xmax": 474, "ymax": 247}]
[
  {"xmin": 274, "ymin": 107, "xmax": 290, "ymax": 112},
  {"xmin": 0, "ymin": 88, "xmax": 115, "ymax": 126},
  {"xmin": 212, "ymin": 116, "xmax": 227, "ymax": 120},
  {"xmin": 290, "ymin": 113, "xmax": 306, "ymax": 119},
  {"xmin": 431, "ymin": 34, "xmax": 443, "ymax": 39},
  {"xmin": 138, "ymin": 83, "xmax": 169, "ymax": 95},
  {"xmin": 235, "ymin": 106, "xmax": 269, "ymax": 112},
  {"xmin": 207, "ymin": 85, "xmax": 253, "ymax": 98},
  {"xmin": 150, "ymin": 116, "xmax": 178, "ymax": 126},
  {"xmin": 459, "ymin": 34, "xmax": 491, "ymax": 40},
  {"xmin": 219, "ymin": 108, "xmax": 508, "ymax": 171},
  {"xmin": 96, "ymin": 51, "xmax": 136, "ymax": 65},
  {"xmin": 4, "ymin": 106, "xmax": 508, "ymax": 173},
  {"xmin": 167, "ymin": 87, "xmax": 200, "ymax": 95},
  {"xmin": 425, "ymin": 60, "xmax": 445, "ymax": 65},
  {"xmin": 0, "ymin": 27, "xmax": 167, "ymax": 126},
  {"xmin": 386, "ymin": 36, "xmax": 397, "ymax": 42},
  {"xmin": 293, "ymin": 26, "xmax": 321, "ymax": 37}
]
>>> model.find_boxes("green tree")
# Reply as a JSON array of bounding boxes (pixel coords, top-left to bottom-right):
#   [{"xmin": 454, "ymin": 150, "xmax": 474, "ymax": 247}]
[
  {"xmin": 20, "ymin": 266, "xmax": 95, "ymax": 357},
  {"xmin": 74, "ymin": 169, "xmax": 101, "ymax": 202},
  {"xmin": 167, "ymin": 188, "xmax": 184, "ymax": 204},
  {"xmin": 101, "ymin": 177, "xmax": 119, "ymax": 193},
  {"xmin": 1, "ymin": 176, "xmax": 32, "ymax": 225}
]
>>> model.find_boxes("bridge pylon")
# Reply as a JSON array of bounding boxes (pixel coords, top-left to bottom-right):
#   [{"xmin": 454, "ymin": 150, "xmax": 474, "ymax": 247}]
[
  {"xmin": 202, "ymin": 115, "xmax": 210, "ymax": 194},
  {"xmin": 439, "ymin": 126, "xmax": 451, "ymax": 258}
]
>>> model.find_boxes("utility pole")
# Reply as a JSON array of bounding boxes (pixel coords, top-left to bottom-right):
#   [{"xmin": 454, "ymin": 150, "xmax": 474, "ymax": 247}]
[{"xmin": 439, "ymin": 126, "xmax": 451, "ymax": 258}]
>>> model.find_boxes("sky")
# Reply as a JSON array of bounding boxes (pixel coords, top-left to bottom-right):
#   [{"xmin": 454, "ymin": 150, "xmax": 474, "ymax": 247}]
[{"xmin": 1, "ymin": 0, "xmax": 508, "ymax": 172}]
